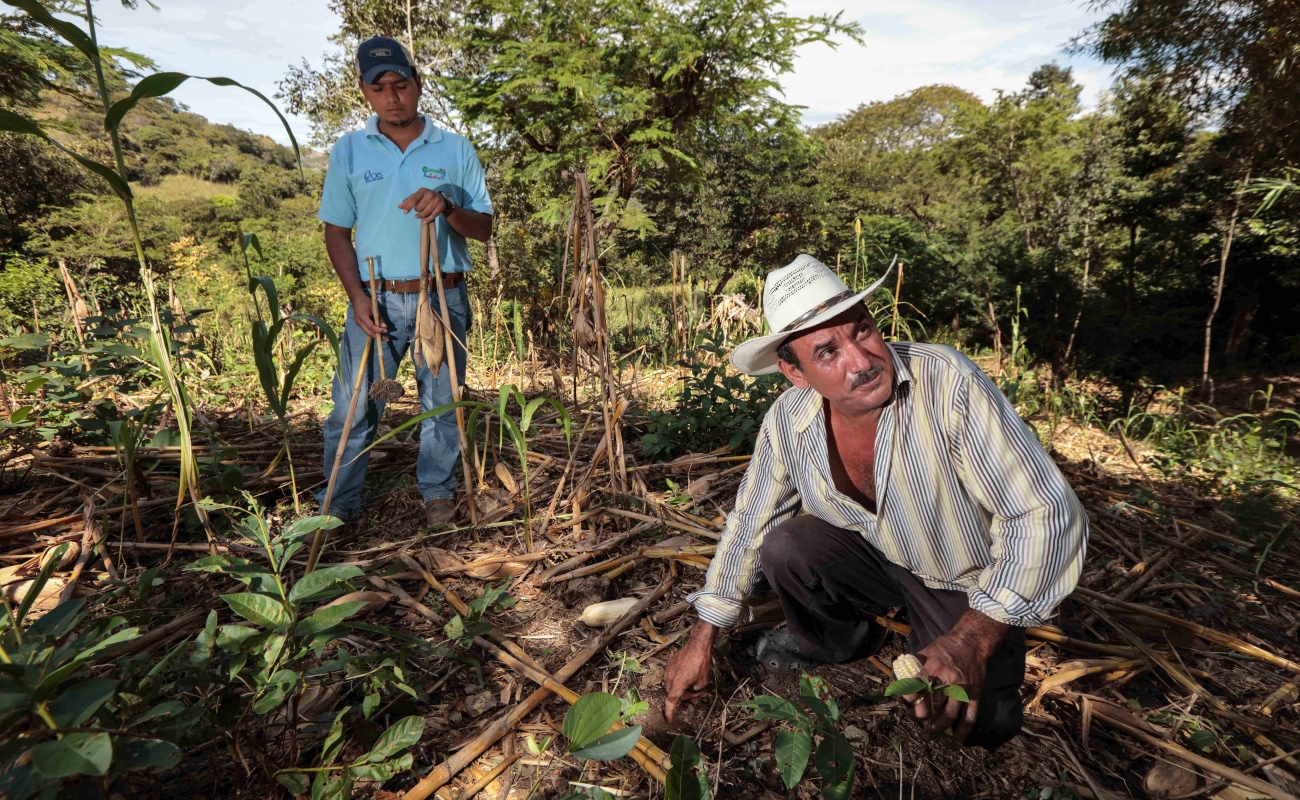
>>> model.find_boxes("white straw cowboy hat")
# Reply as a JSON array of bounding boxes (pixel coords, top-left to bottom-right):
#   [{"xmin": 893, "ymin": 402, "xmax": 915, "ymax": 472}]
[{"xmin": 730, "ymin": 254, "xmax": 895, "ymax": 376}]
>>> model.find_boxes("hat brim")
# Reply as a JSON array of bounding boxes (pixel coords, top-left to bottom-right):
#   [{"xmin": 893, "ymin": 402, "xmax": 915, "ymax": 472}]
[
  {"xmin": 729, "ymin": 267, "xmax": 893, "ymax": 376},
  {"xmin": 362, "ymin": 63, "xmax": 413, "ymax": 85}
]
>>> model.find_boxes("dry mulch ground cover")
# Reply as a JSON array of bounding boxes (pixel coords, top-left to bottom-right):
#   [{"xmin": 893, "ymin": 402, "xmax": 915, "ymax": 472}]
[{"xmin": 2, "ymin": 366, "xmax": 1298, "ymax": 800}]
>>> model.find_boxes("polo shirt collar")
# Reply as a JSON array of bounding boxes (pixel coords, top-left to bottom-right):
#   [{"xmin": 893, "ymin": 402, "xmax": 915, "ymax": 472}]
[
  {"xmin": 363, "ymin": 114, "xmax": 444, "ymax": 145},
  {"xmin": 791, "ymin": 342, "xmax": 914, "ymax": 433}
]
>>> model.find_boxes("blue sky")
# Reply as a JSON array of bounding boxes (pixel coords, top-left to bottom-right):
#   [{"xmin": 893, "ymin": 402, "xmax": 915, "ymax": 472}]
[{"xmin": 91, "ymin": 0, "xmax": 1115, "ymax": 147}]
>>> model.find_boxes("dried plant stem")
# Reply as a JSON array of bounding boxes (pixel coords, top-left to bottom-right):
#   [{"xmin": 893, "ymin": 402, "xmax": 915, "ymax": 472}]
[
  {"xmin": 402, "ymin": 577, "xmax": 674, "ymax": 800},
  {"xmin": 427, "ymin": 222, "xmax": 477, "ymax": 524},
  {"xmin": 304, "ymin": 335, "xmax": 370, "ymax": 573}
]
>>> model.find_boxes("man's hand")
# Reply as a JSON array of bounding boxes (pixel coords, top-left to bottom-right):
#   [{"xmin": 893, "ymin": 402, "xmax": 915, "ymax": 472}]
[
  {"xmin": 664, "ymin": 620, "xmax": 715, "ymax": 723},
  {"xmin": 348, "ymin": 290, "xmax": 388, "ymax": 340},
  {"xmin": 398, "ymin": 188, "xmax": 449, "ymax": 221},
  {"xmin": 901, "ymin": 610, "xmax": 1010, "ymax": 744}
]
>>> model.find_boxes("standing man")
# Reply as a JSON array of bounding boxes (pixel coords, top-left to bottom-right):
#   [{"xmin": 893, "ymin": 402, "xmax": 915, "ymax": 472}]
[
  {"xmin": 317, "ymin": 36, "xmax": 493, "ymax": 526},
  {"xmin": 663, "ymin": 255, "xmax": 1087, "ymax": 749}
]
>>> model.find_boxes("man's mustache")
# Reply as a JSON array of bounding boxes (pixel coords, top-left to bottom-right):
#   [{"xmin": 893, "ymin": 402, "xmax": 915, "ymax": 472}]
[{"xmin": 849, "ymin": 365, "xmax": 884, "ymax": 389}]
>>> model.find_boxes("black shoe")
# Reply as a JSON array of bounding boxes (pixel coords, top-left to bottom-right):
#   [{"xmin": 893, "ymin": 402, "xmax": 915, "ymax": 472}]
[{"xmin": 756, "ymin": 630, "xmax": 822, "ymax": 673}]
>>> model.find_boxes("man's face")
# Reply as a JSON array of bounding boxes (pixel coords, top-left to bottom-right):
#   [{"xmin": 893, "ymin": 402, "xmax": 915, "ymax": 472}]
[
  {"xmin": 778, "ymin": 305, "xmax": 894, "ymax": 415},
  {"xmin": 360, "ymin": 72, "xmax": 420, "ymax": 127}
]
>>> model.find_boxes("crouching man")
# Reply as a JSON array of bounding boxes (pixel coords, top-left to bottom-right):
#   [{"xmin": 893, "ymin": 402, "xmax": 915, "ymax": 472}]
[{"xmin": 664, "ymin": 255, "xmax": 1087, "ymax": 749}]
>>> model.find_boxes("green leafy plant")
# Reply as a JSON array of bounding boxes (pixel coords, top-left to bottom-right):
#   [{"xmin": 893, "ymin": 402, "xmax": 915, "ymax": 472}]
[
  {"xmin": 665, "ymin": 734, "xmax": 711, "ymax": 800},
  {"xmin": 642, "ymin": 330, "xmax": 784, "ymax": 460},
  {"xmin": 740, "ymin": 673, "xmax": 854, "ymax": 799},
  {"xmin": 562, "ymin": 692, "xmax": 644, "ymax": 762},
  {"xmin": 366, "ymin": 384, "xmax": 572, "ymax": 545},
  {"xmin": 274, "ymin": 708, "xmax": 425, "ymax": 799},
  {"xmin": 884, "ymin": 675, "xmax": 970, "ymax": 703},
  {"xmin": 239, "ymin": 232, "xmax": 339, "ymax": 512},
  {"xmin": 0, "ymin": 545, "xmax": 169, "ymax": 799},
  {"xmin": 0, "ymin": 0, "xmax": 302, "ymax": 522}
]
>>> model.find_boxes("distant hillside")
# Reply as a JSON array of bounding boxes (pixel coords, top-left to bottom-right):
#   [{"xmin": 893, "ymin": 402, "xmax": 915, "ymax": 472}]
[{"xmin": 38, "ymin": 91, "xmax": 308, "ymax": 189}]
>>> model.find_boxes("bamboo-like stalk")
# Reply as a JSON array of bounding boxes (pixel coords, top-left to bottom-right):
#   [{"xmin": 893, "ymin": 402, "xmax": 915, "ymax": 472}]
[
  {"xmin": 400, "ymin": 554, "xmax": 669, "ymax": 773},
  {"xmin": 1074, "ymin": 586, "xmax": 1300, "ymax": 674},
  {"xmin": 427, "ymin": 222, "xmax": 478, "ymax": 525},
  {"xmin": 890, "ymin": 260, "xmax": 904, "ymax": 340},
  {"xmin": 402, "ymin": 577, "xmax": 674, "ymax": 800},
  {"xmin": 304, "ymin": 335, "xmax": 371, "ymax": 573}
]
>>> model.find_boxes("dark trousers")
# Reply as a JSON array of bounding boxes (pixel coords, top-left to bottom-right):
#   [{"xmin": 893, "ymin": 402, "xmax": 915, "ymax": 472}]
[{"xmin": 759, "ymin": 515, "xmax": 1026, "ymax": 750}]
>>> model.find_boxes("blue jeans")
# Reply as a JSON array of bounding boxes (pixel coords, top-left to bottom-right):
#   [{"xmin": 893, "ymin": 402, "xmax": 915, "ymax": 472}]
[{"xmin": 317, "ymin": 283, "xmax": 470, "ymax": 518}]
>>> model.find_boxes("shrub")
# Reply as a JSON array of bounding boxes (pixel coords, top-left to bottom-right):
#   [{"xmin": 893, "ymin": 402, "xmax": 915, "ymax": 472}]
[{"xmin": 640, "ymin": 330, "xmax": 784, "ymax": 460}]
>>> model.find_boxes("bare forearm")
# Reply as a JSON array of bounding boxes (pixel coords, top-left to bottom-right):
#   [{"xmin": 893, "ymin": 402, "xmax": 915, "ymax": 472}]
[
  {"xmin": 324, "ymin": 224, "xmax": 365, "ymax": 300},
  {"xmin": 445, "ymin": 208, "xmax": 492, "ymax": 242}
]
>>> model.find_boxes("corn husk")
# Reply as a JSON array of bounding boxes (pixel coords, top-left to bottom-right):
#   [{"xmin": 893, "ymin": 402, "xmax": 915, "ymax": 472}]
[
  {"xmin": 413, "ymin": 223, "xmax": 446, "ymax": 371},
  {"xmin": 580, "ymin": 596, "xmax": 639, "ymax": 627}
]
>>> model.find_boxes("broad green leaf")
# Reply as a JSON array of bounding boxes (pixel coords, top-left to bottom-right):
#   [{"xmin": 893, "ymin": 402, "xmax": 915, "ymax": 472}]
[
  {"xmin": 295, "ymin": 601, "xmax": 367, "ymax": 638},
  {"xmin": 563, "ymin": 693, "xmax": 622, "ymax": 750},
  {"xmin": 347, "ymin": 752, "xmax": 412, "ymax": 782},
  {"xmin": 775, "ymin": 728, "xmax": 812, "ymax": 790},
  {"xmin": 884, "ymin": 677, "xmax": 928, "ymax": 697},
  {"xmin": 288, "ymin": 565, "xmax": 363, "ymax": 604},
  {"xmin": 223, "ymin": 592, "xmax": 291, "ymax": 630},
  {"xmin": 941, "ymin": 684, "xmax": 969, "ymax": 703},
  {"xmin": 104, "ymin": 73, "xmax": 302, "ymax": 173},
  {"xmin": 253, "ymin": 669, "xmax": 299, "ymax": 715},
  {"xmin": 741, "ymin": 695, "xmax": 799, "ymax": 722},
  {"xmin": 282, "ymin": 514, "xmax": 343, "ymax": 541},
  {"xmin": 665, "ymin": 735, "xmax": 710, "ymax": 800},
  {"xmin": 9, "ymin": 406, "xmax": 31, "ymax": 423},
  {"xmin": 27, "ymin": 597, "xmax": 85, "ymax": 639},
  {"xmin": 357, "ymin": 716, "xmax": 425, "ymax": 763},
  {"xmin": 799, "ymin": 673, "xmax": 840, "ymax": 724},
  {"xmin": 814, "ymin": 733, "xmax": 854, "ymax": 800},
  {"xmin": 276, "ymin": 772, "xmax": 311, "ymax": 794},
  {"xmin": 322, "ymin": 706, "xmax": 351, "ymax": 764},
  {"xmin": 31, "ymin": 732, "xmax": 112, "ymax": 778},
  {"xmin": 1188, "ymin": 728, "xmax": 1217, "ymax": 752},
  {"xmin": 570, "ymin": 726, "xmax": 642, "ymax": 762},
  {"xmin": 114, "ymin": 739, "xmax": 181, "ymax": 773},
  {"xmin": 49, "ymin": 678, "xmax": 118, "ymax": 727}
]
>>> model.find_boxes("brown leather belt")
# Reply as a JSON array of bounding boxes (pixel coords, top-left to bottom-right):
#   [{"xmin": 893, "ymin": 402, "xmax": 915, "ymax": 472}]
[{"xmin": 373, "ymin": 273, "xmax": 464, "ymax": 293}]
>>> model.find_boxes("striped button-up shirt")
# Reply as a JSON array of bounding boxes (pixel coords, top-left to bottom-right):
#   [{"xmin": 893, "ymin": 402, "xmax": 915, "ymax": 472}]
[{"xmin": 688, "ymin": 342, "xmax": 1087, "ymax": 629}]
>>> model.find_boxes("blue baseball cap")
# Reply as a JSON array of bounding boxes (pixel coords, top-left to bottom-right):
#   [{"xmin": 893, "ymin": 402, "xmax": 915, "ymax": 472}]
[{"xmin": 356, "ymin": 36, "xmax": 414, "ymax": 85}]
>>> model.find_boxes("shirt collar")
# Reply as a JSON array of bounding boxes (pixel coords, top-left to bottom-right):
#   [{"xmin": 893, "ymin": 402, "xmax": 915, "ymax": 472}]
[
  {"xmin": 791, "ymin": 342, "xmax": 914, "ymax": 433},
  {"xmin": 363, "ymin": 114, "xmax": 443, "ymax": 145}
]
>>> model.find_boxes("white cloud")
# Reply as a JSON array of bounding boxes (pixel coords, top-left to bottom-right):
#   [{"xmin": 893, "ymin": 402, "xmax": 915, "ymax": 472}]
[
  {"xmin": 779, "ymin": 0, "xmax": 1117, "ymax": 126},
  {"xmin": 88, "ymin": 0, "xmax": 1116, "ymax": 142},
  {"xmin": 92, "ymin": 0, "xmax": 340, "ymax": 147}
]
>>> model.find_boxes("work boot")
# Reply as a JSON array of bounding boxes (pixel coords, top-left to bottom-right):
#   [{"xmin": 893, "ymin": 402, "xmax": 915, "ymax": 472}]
[{"xmin": 423, "ymin": 499, "xmax": 456, "ymax": 527}]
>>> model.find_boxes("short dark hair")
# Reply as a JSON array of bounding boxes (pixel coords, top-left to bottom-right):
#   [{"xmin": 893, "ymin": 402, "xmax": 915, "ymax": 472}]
[{"xmin": 776, "ymin": 337, "xmax": 800, "ymax": 370}]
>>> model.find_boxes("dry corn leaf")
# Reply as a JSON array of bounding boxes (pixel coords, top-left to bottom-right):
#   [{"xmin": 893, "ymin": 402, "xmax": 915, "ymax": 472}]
[
  {"xmin": 1144, "ymin": 760, "xmax": 1200, "ymax": 798},
  {"xmin": 424, "ymin": 547, "xmax": 465, "ymax": 572},
  {"xmin": 683, "ymin": 472, "xmax": 720, "ymax": 500},
  {"xmin": 319, "ymin": 590, "xmax": 391, "ymax": 617},
  {"xmin": 464, "ymin": 560, "xmax": 528, "ymax": 580},
  {"xmin": 494, "ymin": 461, "xmax": 519, "ymax": 495}
]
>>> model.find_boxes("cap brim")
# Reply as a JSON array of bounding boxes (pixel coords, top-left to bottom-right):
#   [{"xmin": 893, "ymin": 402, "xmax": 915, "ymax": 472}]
[
  {"xmin": 728, "ymin": 264, "xmax": 895, "ymax": 376},
  {"xmin": 362, "ymin": 64, "xmax": 413, "ymax": 84}
]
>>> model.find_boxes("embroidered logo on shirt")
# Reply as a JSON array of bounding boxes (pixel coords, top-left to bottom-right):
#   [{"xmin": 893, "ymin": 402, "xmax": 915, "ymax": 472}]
[
  {"xmin": 422, "ymin": 166, "xmax": 447, "ymax": 181},
  {"xmin": 364, "ymin": 170, "xmax": 384, "ymax": 183}
]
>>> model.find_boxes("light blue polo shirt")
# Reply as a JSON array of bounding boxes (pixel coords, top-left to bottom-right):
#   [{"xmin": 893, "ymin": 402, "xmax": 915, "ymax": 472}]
[{"xmin": 318, "ymin": 115, "xmax": 493, "ymax": 279}]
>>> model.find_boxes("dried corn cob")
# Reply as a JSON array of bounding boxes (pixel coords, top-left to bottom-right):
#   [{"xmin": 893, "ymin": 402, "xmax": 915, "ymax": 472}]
[{"xmin": 893, "ymin": 653, "xmax": 923, "ymax": 680}]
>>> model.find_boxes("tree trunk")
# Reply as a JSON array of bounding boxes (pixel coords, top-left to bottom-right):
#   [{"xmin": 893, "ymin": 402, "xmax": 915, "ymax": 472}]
[
  {"xmin": 1201, "ymin": 171, "xmax": 1249, "ymax": 395},
  {"xmin": 1062, "ymin": 221, "xmax": 1090, "ymax": 370}
]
